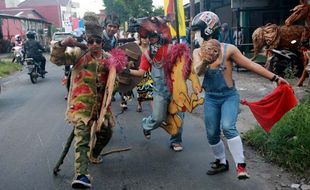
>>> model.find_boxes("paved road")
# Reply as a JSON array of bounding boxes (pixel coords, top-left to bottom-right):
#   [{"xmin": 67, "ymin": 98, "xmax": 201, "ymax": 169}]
[{"xmin": 0, "ymin": 60, "xmax": 291, "ymax": 190}]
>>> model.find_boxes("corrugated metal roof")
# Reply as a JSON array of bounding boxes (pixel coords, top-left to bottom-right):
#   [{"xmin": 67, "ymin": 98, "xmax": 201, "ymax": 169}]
[
  {"xmin": 18, "ymin": 0, "xmax": 70, "ymax": 7},
  {"xmin": 0, "ymin": 8, "xmax": 46, "ymax": 20}
]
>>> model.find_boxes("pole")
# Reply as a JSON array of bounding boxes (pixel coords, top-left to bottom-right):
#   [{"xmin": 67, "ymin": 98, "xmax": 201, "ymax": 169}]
[
  {"xmin": 190, "ymin": 0, "xmax": 195, "ymax": 52},
  {"xmin": 174, "ymin": 0, "xmax": 180, "ymax": 43}
]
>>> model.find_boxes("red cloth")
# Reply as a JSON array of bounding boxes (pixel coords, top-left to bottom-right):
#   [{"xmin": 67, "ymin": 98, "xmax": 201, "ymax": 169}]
[
  {"xmin": 139, "ymin": 44, "xmax": 169, "ymax": 71},
  {"xmin": 240, "ymin": 84, "xmax": 297, "ymax": 133}
]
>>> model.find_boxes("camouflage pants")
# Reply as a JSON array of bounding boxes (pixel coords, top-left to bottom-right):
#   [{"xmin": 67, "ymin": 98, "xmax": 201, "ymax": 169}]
[{"xmin": 74, "ymin": 121, "xmax": 113, "ymax": 176}]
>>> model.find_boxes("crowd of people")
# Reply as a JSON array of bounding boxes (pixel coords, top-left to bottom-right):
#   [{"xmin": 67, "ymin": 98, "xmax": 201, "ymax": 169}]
[{"xmin": 49, "ymin": 10, "xmax": 289, "ymax": 189}]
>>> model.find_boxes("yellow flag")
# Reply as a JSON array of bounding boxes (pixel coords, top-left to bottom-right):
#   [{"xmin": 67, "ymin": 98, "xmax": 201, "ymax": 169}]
[{"xmin": 164, "ymin": 0, "xmax": 186, "ymax": 37}]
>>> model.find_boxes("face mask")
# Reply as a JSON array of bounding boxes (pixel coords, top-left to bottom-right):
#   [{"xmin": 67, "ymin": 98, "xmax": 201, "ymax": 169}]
[
  {"xmin": 195, "ymin": 31, "xmax": 204, "ymax": 46},
  {"xmin": 150, "ymin": 42, "xmax": 161, "ymax": 58}
]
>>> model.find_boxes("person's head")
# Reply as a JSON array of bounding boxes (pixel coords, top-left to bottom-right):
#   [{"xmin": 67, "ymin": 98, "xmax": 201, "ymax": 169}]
[
  {"xmin": 221, "ymin": 23, "xmax": 229, "ymax": 33},
  {"xmin": 138, "ymin": 16, "xmax": 172, "ymax": 45},
  {"xmin": 15, "ymin": 34, "xmax": 21, "ymax": 42},
  {"xmin": 104, "ymin": 15, "xmax": 120, "ymax": 37},
  {"xmin": 26, "ymin": 31, "xmax": 36, "ymax": 40},
  {"xmin": 84, "ymin": 12, "xmax": 103, "ymax": 54},
  {"xmin": 191, "ymin": 11, "xmax": 221, "ymax": 41}
]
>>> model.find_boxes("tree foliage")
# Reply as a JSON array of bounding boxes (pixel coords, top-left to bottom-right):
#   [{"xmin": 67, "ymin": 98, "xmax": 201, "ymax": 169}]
[{"xmin": 102, "ymin": 0, "xmax": 164, "ymax": 24}]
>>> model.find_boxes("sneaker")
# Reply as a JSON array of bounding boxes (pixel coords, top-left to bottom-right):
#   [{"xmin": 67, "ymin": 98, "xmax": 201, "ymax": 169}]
[
  {"xmin": 236, "ymin": 163, "xmax": 250, "ymax": 180},
  {"xmin": 111, "ymin": 96, "xmax": 116, "ymax": 102},
  {"xmin": 120, "ymin": 102, "xmax": 128, "ymax": 110},
  {"xmin": 206, "ymin": 159, "xmax": 229, "ymax": 175},
  {"xmin": 143, "ymin": 129, "xmax": 151, "ymax": 139},
  {"xmin": 72, "ymin": 174, "xmax": 91, "ymax": 189},
  {"xmin": 170, "ymin": 143, "xmax": 183, "ymax": 152}
]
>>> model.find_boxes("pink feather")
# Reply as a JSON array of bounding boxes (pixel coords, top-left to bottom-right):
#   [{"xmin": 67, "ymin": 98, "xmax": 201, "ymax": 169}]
[
  {"xmin": 105, "ymin": 48, "xmax": 128, "ymax": 72},
  {"xmin": 163, "ymin": 43, "xmax": 192, "ymax": 92}
]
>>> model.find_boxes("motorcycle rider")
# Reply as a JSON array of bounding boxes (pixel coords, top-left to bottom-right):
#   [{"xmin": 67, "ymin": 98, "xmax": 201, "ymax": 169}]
[
  {"xmin": 23, "ymin": 31, "xmax": 47, "ymax": 75},
  {"xmin": 12, "ymin": 34, "xmax": 24, "ymax": 63}
]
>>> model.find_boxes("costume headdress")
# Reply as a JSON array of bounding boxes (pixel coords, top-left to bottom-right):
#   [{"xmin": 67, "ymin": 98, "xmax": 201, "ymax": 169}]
[{"xmin": 83, "ymin": 12, "xmax": 103, "ymax": 39}]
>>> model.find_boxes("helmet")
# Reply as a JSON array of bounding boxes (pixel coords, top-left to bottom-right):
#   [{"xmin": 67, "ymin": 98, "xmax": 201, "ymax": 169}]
[
  {"xmin": 191, "ymin": 11, "xmax": 221, "ymax": 40},
  {"xmin": 26, "ymin": 31, "xmax": 36, "ymax": 39},
  {"xmin": 138, "ymin": 16, "xmax": 172, "ymax": 44},
  {"xmin": 15, "ymin": 34, "xmax": 21, "ymax": 41},
  {"xmin": 104, "ymin": 15, "xmax": 120, "ymax": 27}
]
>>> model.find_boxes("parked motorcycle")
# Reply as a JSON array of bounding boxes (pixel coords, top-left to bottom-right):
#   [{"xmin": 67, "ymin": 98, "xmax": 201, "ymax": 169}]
[
  {"xmin": 268, "ymin": 48, "xmax": 303, "ymax": 79},
  {"xmin": 25, "ymin": 58, "xmax": 45, "ymax": 84},
  {"xmin": 11, "ymin": 46, "xmax": 24, "ymax": 65}
]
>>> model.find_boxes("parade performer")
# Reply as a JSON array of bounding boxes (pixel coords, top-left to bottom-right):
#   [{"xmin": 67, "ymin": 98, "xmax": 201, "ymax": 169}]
[
  {"xmin": 191, "ymin": 11, "xmax": 289, "ymax": 179},
  {"xmin": 136, "ymin": 37, "xmax": 154, "ymax": 112},
  {"xmin": 126, "ymin": 16, "xmax": 202, "ymax": 152},
  {"xmin": 50, "ymin": 12, "xmax": 127, "ymax": 188}
]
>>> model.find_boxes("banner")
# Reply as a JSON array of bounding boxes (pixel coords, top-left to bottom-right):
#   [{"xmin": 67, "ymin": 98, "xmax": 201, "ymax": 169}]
[{"xmin": 164, "ymin": 0, "xmax": 186, "ymax": 37}]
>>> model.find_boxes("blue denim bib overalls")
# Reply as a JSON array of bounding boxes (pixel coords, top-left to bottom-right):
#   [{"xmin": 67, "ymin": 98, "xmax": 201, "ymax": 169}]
[
  {"xmin": 202, "ymin": 43, "xmax": 240, "ymax": 145},
  {"xmin": 141, "ymin": 46, "xmax": 183, "ymax": 142}
]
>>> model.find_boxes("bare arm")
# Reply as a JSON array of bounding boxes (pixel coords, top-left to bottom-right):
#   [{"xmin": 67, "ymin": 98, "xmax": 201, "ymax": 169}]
[
  {"xmin": 193, "ymin": 48, "xmax": 208, "ymax": 76},
  {"xmin": 230, "ymin": 45, "xmax": 289, "ymax": 85},
  {"xmin": 128, "ymin": 68, "xmax": 146, "ymax": 77}
]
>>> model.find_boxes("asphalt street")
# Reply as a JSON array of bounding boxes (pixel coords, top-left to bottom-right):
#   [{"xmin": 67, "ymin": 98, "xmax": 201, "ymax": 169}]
[{"xmin": 0, "ymin": 60, "xmax": 288, "ymax": 190}]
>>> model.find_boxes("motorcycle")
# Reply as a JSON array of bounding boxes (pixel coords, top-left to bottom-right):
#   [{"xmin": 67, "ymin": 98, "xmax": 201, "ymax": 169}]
[
  {"xmin": 24, "ymin": 58, "xmax": 45, "ymax": 84},
  {"xmin": 11, "ymin": 46, "xmax": 24, "ymax": 65},
  {"xmin": 268, "ymin": 48, "xmax": 303, "ymax": 79}
]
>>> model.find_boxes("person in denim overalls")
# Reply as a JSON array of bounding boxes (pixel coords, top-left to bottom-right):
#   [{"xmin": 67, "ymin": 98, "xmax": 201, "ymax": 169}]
[
  {"xmin": 127, "ymin": 16, "xmax": 185, "ymax": 151},
  {"xmin": 191, "ymin": 11, "xmax": 289, "ymax": 180}
]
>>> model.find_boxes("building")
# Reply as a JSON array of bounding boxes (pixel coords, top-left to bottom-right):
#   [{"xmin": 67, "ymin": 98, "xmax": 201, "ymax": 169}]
[
  {"xmin": 184, "ymin": 0, "xmax": 301, "ymax": 50},
  {"xmin": 17, "ymin": 0, "xmax": 79, "ymax": 31}
]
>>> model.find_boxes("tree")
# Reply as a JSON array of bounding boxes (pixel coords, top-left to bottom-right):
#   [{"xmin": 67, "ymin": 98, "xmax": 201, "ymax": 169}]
[{"xmin": 102, "ymin": 0, "xmax": 162, "ymax": 24}]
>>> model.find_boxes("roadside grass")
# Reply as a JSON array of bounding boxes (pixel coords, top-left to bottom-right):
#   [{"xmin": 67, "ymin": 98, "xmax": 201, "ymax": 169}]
[
  {"xmin": 243, "ymin": 96, "xmax": 310, "ymax": 177},
  {"xmin": 0, "ymin": 58, "xmax": 22, "ymax": 77}
]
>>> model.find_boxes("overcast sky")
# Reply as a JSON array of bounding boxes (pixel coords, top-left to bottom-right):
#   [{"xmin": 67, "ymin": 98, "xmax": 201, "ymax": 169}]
[{"xmin": 75, "ymin": 0, "xmax": 190, "ymax": 17}]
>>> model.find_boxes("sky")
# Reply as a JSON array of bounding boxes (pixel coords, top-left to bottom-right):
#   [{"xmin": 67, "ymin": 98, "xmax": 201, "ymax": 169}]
[{"xmin": 75, "ymin": 0, "xmax": 190, "ymax": 17}]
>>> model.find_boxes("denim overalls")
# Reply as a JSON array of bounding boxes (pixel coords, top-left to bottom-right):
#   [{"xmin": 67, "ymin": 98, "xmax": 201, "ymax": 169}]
[
  {"xmin": 202, "ymin": 44, "xmax": 240, "ymax": 145},
  {"xmin": 142, "ymin": 47, "xmax": 183, "ymax": 143}
]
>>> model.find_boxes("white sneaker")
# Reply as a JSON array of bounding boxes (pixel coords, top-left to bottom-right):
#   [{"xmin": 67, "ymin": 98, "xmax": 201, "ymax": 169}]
[{"xmin": 170, "ymin": 143, "xmax": 183, "ymax": 152}]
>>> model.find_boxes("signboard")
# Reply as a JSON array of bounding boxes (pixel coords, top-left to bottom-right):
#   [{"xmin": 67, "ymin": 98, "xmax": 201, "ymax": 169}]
[{"xmin": 231, "ymin": 0, "xmax": 270, "ymax": 8}]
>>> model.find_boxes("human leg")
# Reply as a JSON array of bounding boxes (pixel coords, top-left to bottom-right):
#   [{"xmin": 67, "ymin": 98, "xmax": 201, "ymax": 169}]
[
  {"xmin": 142, "ymin": 94, "xmax": 168, "ymax": 138},
  {"xmin": 170, "ymin": 112, "xmax": 184, "ymax": 152},
  {"xmin": 72, "ymin": 122, "xmax": 92, "ymax": 188},
  {"xmin": 90, "ymin": 126, "xmax": 113, "ymax": 163},
  {"xmin": 221, "ymin": 92, "xmax": 249, "ymax": 179},
  {"xmin": 204, "ymin": 95, "xmax": 229, "ymax": 175}
]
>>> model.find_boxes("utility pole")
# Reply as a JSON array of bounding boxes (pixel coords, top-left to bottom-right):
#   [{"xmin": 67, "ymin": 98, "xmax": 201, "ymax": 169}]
[
  {"xmin": 200, "ymin": 0, "xmax": 204, "ymax": 12},
  {"xmin": 190, "ymin": 0, "xmax": 195, "ymax": 52},
  {"xmin": 174, "ymin": 0, "xmax": 180, "ymax": 43}
]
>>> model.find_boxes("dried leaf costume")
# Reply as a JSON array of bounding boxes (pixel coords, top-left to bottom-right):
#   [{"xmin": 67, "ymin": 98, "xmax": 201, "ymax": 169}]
[{"xmin": 50, "ymin": 12, "xmax": 127, "ymax": 185}]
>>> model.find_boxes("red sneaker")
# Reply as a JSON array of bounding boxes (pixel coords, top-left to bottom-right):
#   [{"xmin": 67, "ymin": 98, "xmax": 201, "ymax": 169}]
[{"xmin": 236, "ymin": 163, "xmax": 250, "ymax": 180}]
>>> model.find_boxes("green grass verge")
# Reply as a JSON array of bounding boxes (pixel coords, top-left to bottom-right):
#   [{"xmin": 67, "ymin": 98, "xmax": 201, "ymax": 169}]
[
  {"xmin": 0, "ymin": 58, "xmax": 22, "ymax": 77},
  {"xmin": 243, "ymin": 97, "xmax": 310, "ymax": 176}
]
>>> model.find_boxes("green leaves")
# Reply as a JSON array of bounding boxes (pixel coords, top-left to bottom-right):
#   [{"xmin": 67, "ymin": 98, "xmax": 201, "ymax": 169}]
[{"xmin": 102, "ymin": 0, "xmax": 163, "ymax": 25}]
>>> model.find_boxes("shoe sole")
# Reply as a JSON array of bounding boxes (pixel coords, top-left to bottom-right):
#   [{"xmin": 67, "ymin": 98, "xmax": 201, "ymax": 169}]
[
  {"xmin": 72, "ymin": 181, "xmax": 91, "ymax": 189},
  {"xmin": 238, "ymin": 173, "xmax": 250, "ymax": 180}
]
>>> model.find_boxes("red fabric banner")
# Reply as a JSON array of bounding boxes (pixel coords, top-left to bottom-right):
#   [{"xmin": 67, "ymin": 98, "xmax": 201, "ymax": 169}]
[{"xmin": 240, "ymin": 84, "xmax": 298, "ymax": 133}]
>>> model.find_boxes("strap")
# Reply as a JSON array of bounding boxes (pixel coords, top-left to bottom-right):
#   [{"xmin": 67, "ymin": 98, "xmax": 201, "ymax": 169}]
[{"xmin": 221, "ymin": 43, "xmax": 227, "ymax": 67}]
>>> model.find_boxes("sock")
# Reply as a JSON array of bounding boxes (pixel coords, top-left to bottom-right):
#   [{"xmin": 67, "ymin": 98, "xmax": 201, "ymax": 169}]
[
  {"xmin": 210, "ymin": 140, "xmax": 226, "ymax": 164},
  {"xmin": 227, "ymin": 136, "xmax": 245, "ymax": 166}
]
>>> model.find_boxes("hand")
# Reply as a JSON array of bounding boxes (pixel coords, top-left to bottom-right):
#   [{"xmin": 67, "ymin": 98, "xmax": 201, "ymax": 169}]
[
  {"xmin": 193, "ymin": 87, "xmax": 202, "ymax": 95},
  {"xmin": 60, "ymin": 37, "xmax": 77, "ymax": 47},
  {"xmin": 276, "ymin": 76, "xmax": 289, "ymax": 85},
  {"xmin": 122, "ymin": 67, "xmax": 130, "ymax": 75}
]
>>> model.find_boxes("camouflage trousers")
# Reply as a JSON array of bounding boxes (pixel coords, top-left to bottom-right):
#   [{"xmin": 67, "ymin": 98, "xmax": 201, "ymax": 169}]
[{"xmin": 74, "ymin": 121, "xmax": 113, "ymax": 176}]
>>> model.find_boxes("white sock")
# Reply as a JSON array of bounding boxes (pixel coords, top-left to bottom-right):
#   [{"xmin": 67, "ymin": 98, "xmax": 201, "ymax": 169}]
[
  {"xmin": 210, "ymin": 140, "xmax": 226, "ymax": 164},
  {"xmin": 227, "ymin": 136, "xmax": 245, "ymax": 166}
]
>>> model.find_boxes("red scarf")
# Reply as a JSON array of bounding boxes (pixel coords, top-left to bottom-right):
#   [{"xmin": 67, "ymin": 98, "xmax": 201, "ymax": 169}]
[{"xmin": 240, "ymin": 84, "xmax": 297, "ymax": 133}]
